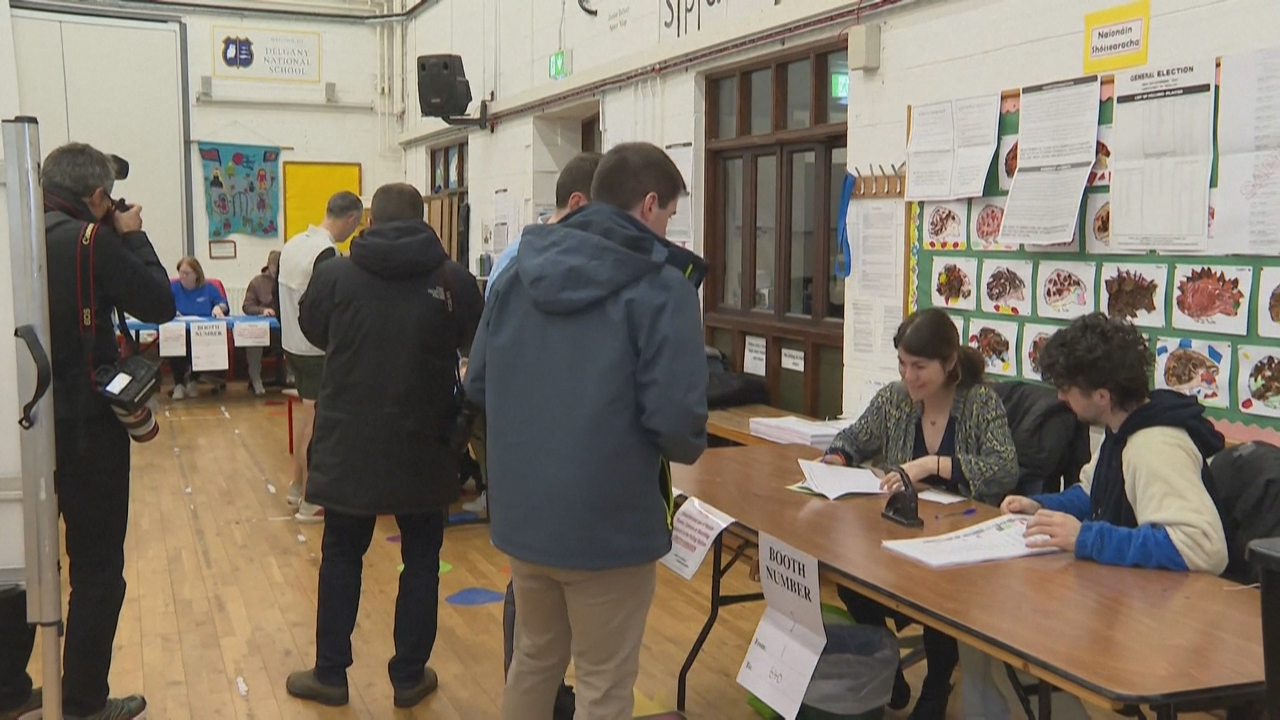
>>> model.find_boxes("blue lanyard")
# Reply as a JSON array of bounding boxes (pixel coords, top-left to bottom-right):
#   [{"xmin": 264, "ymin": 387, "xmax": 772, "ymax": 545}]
[{"xmin": 834, "ymin": 172, "xmax": 854, "ymax": 279}]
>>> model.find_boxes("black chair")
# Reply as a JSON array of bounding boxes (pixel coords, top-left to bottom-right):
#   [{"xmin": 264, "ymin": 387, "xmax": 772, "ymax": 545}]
[{"xmin": 991, "ymin": 381, "xmax": 1091, "ymax": 719}]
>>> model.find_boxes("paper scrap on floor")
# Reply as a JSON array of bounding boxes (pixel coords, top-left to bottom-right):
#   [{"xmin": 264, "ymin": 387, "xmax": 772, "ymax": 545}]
[
  {"xmin": 792, "ymin": 459, "xmax": 885, "ymax": 499},
  {"xmin": 881, "ymin": 514, "xmax": 1059, "ymax": 568},
  {"xmin": 918, "ymin": 490, "xmax": 965, "ymax": 505}
]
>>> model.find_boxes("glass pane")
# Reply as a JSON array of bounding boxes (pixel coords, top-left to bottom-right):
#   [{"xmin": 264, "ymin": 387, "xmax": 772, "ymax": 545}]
[
  {"xmin": 715, "ymin": 78, "xmax": 738, "ymax": 140},
  {"xmin": 750, "ymin": 69, "xmax": 772, "ymax": 135},
  {"xmin": 817, "ymin": 345, "xmax": 844, "ymax": 420},
  {"xmin": 828, "ymin": 146, "xmax": 847, "ymax": 319},
  {"xmin": 433, "ymin": 151, "xmax": 445, "ymax": 193},
  {"xmin": 458, "ymin": 145, "xmax": 467, "ymax": 187},
  {"xmin": 447, "ymin": 146, "xmax": 461, "ymax": 189},
  {"xmin": 754, "ymin": 154, "xmax": 777, "ymax": 311},
  {"xmin": 789, "ymin": 151, "xmax": 817, "ymax": 316},
  {"xmin": 825, "ymin": 51, "xmax": 849, "ymax": 126},
  {"xmin": 721, "ymin": 158, "xmax": 744, "ymax": 308},
  {"xmin": 785, "ymin": 60, "xmax": 812, "ymax": 129},
  {"xmin": 778, "ymin": 339, "xmax": 805, "ymax": 413}
]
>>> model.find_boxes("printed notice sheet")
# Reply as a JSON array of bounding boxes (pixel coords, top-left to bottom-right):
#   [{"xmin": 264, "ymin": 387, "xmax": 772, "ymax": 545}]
[
  {"xmin": 1111, "ymin": 61, "xmax": 1215, "ymax": 252},
  {"xmin": 951, "ymin": 95, "xmax": 1002, "ymax": 197},
  {"xmin": 1216, "ymin": 48, "xmax": 1280, "ymax": 255},
  {"xmin": 660, "ymin": 498, "xmax": 735, "ymax": 581},
  {"xmin": 906, "ymin": 97, "xmax": 1000, "ymax": 200},
  {"xmin": 232, "ymin": 321, "xmax": 271, "ymax": 347},
  {"xmin": 999, "ymin": 76, "xmax": 1101, "ymax": 246},
  {"xmin": 158, "ymin": 321, "xmax": 188, "ymax": 357},
  {"xmin": 849, "ymin": 200, "xmax": 904, "ymax": 299},
  {"xmin": 738, "ymin": 533, "xmax": 826, "ymax": 720},
  {"xmin": 790, "ymin": 460, "xmax": 884, "ymax": 499},
  {"xmin": 881, "ymin": 514, "xmax": 1061, "ymax": 569},
  {"xmin": 906, "ymin": 101, "xmax": 956, "ymax": 200},
  {"xmin": 190, "ymin": 321, "xmax": 230, "ymax": 372}
]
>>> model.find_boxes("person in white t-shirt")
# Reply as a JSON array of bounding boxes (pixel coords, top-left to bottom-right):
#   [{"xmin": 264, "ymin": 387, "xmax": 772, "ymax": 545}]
[{"xmin": 278, "ymin": 191, "xmax": 364, "ymax": 523}]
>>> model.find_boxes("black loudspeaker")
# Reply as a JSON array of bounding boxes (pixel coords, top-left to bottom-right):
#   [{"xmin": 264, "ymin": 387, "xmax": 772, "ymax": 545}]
[{"xmin": 418, "ymin": 54, "xmax": 473, "ymax": 118}]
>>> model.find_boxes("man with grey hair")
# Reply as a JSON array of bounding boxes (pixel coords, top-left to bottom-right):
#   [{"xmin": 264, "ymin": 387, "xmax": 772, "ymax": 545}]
[
  {"xmin": 0, "ymin": 142, "xmax": 174, "ymax": 720},
  {"xmin": 278, "ymin": 190, "xmax": 364, "ymax": 523}
]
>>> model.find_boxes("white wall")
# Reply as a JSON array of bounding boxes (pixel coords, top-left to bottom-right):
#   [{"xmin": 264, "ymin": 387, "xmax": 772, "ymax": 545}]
[
  {"xmin": 842, "ymin": 0, "xmax": 1280, "ymax": 405},
  {"xmin": 12, "ymin": 11, "xmax": 187, "ymax": 274},
  {"xmin": 185, "ymin": 15, "xmax": 399, "ymax": 292},
  {"xmin": 402, "ymin": 0, "xmax": 851, "ymax": 275}
]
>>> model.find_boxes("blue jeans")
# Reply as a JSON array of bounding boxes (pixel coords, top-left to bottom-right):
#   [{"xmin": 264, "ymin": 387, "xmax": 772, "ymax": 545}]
[{"xmin": 315, "ymin": 509, "xmax": 445, "ymax": 688}]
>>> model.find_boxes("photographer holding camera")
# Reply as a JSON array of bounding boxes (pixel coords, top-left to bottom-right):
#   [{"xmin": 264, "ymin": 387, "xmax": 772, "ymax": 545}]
[{"xmin": 0, "ymin": 143, "xmax": 175, "ymax": 720}]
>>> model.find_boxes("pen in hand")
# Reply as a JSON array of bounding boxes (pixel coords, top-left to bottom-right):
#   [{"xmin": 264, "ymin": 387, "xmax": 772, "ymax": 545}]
[{"xmin": 936, "ymin": 507, "xmax": 977, "ymax": 520}]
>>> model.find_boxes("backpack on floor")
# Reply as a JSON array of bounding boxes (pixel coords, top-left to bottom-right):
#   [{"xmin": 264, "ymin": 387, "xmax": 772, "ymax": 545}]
[{"xmin": 1208, "ymin": 441, "xmax": 1280, "ymax": 584}]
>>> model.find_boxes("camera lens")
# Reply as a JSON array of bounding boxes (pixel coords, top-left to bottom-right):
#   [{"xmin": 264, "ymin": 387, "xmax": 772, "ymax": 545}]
[{"xmin": 112, "ymin": 404, "xmax": 159, "ymax": 443}]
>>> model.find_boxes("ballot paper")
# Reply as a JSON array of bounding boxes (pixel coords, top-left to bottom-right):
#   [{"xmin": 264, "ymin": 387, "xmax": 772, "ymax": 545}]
[
  {"xmin": 918, "ymin": 490, "xmax": 966, "ymax": 505},
  {"xmin": 999, "ymin": 76, "xmax": 1101, "ymax": 246},
  {"xmin": 738, "ymin": 533, "xmax": 826, "ymax": 720},
  {"xmin": 790, "ymin": 460, "xmax": 885, "ymax": 499},
  {"xmin": 660, "ymin": 498, "xmax": 735, "ymax": 581},
  {"xmin": 881, "ymin": 514, "xmax": 1060, "ymax": 569}
]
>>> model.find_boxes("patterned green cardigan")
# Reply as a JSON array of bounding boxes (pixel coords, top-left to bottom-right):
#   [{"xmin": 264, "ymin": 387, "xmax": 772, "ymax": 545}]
[{"xmin": 827, "ymin": 381, "xmax": 1019, "ymax": 504}]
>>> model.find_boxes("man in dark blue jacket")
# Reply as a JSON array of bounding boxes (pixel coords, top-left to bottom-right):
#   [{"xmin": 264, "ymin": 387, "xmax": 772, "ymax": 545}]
[{"xmin": 466, "ymin": 142, "xmax": 708, "ymax": 720}]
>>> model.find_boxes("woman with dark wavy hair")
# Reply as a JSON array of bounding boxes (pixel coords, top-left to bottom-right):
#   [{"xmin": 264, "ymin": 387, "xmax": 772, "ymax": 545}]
[{"xmin": 822, "ymin": 307, "xmax": 1018, "ymax": 720}]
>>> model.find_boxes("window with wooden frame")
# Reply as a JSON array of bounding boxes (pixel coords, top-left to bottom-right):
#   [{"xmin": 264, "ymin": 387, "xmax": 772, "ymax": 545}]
[
  {"xmin": 427, "ymin": 140, "xmax": 468, "ymax": 261},
  {"xmin": 704, "ymin": 45, "xmax": 850, "ymax": 418}
]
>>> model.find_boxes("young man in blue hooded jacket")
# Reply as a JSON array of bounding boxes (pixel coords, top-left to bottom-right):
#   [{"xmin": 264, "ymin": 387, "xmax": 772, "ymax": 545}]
[{"xmin": 466, "ymin": 142, "xmax": 708, "ymax": 720}]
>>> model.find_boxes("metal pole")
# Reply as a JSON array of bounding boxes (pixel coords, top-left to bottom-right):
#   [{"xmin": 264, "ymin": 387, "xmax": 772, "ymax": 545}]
[{"xmin": 4, "ymin": 116, "xmax": 61, "ymax": 720}]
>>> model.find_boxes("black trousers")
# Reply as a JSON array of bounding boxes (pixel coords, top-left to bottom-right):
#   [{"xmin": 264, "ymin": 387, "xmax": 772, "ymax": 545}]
[
  {"xmin": 315, "ymin": 508, "xmax": 446, "ymax": 688},
  {"xmin": 836, "ymin": 585, "xmax": 958, "ymax": 691},
  {"xmin": 0, "ymin": 415, "xmax": 131, "ymax": 716}
]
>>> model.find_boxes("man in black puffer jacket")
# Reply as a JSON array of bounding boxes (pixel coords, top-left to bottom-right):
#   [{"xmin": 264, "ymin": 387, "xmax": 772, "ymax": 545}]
[{"xmin": 284, "ymin": 183, "xmax": 482, "ymax": 710}]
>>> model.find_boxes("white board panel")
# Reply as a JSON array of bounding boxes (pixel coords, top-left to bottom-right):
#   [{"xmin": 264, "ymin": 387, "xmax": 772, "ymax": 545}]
[
  {"xmin": 11, "ymin": 15, "xmax": 69, "ymax": 148},
  {"xmin": 60, "ymin": 18, "xmax": 185, "ymax": 271}
]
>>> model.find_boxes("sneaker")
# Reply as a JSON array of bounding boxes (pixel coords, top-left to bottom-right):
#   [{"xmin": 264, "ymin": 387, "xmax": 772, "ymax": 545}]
[
  {"xmin": 392, "ymin": 666, "xmax": 439, "ymax": 709},
  {"xmin": 461, "ymin": 491, "xmax": 487, "ymax": 516},
  {"xmin": 65, "ymin": 695, "xmax": 147, "ymax": 720},
  {"xmin": 171, "ymin": 384, "xmax": 186, "ymax": 401},
  {"xmin": 251, "ymin": 380, "xmax": 266, "ymax": 397},
  {"xmin": 286, "ymin": 669, "xmax": 348, "ymax": 707},
  {"xmin": 295, "ymin": 501, "xmax": 324, "ymax": 524},
  {"xmin": 0, "ymin": 687, "xmax": 41, "ymax": 720},
  {"xmin": 184, "ymin": 381, "xmax": 199, "ymax": 399},
  {"xmin": 286, "ymin": 483, "xmax": 303, "ymax": 509}
]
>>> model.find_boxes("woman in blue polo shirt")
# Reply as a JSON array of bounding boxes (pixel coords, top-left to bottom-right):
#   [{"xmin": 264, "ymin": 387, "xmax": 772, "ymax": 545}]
[{"xmin": 169, "ymin": 256, "xmax": 229, "ymax": 399}]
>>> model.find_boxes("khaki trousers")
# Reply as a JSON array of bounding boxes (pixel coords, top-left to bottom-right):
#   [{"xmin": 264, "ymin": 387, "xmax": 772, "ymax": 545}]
[{"xmin": 502, "ymin": 559, "xmax": 657, "ymax": 720}]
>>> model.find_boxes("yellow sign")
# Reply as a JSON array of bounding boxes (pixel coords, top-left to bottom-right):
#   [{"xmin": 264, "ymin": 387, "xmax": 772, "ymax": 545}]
[{"xmin": 1083, "ymin": 0, "xmax": 1150, "ymax": 74}]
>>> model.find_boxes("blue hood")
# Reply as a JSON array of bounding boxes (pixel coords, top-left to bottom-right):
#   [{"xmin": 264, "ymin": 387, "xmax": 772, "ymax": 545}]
[{"xmin": 517, "ymin": 204, "xmax": 703, "ymax": 315}]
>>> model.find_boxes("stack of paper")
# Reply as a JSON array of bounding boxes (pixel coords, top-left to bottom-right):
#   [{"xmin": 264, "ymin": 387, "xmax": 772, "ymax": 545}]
[
  {"xmin": 789, "ymin": 460, "xmax": 885, "ymax": 500},
  {"xmin": 881, "ymin": 514, "xmax": 1060, "ymax": 568},
  {"xmin": 749, "ymin": 416, "xmax": 849, "ymax": 448}
]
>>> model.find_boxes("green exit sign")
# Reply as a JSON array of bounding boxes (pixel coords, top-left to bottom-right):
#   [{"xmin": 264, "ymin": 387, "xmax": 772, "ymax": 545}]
[
  {"xmin": 830, "ymin": 73, "xmax": 850, "ymax": 101},
  {"xmin": 549, "ymin": 50, "xmax": 571, "ymax": 80}
]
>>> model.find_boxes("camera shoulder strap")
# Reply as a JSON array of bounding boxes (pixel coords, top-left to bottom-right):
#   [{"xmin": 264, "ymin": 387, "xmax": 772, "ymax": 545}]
[
  {"xmin": 74, "ymin": 222, "xmax": 99, "ymax": 373},
  {"xmin": 74, "ymin": 222, "xmax": 141, "ymax": 366}
]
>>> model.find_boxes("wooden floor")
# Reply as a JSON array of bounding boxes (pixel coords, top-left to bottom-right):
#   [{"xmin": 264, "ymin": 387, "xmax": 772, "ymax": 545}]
[{"xmin": 25, "ymin": 388, "xmax": 1168, "ymax": 719}]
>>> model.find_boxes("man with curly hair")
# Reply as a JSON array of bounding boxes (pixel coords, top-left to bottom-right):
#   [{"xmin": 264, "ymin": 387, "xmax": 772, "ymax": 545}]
[
  {"xmin": 1002, "ymin": 312, "xmax": 1227, "ymax": 573},
  {"xmin": 958, "ymin": 314, "xmax": 1231, "ymax": 720}
]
